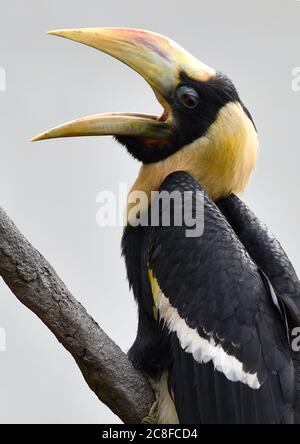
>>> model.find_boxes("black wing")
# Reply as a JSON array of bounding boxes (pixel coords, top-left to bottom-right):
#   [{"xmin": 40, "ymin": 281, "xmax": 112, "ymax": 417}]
[
  {"xmin": 217, "ymin": 194, "xmax": 300, "ymax": 422},
  {"xmin": 147, "ymin": 172, "xmax": 296, "ymax": 424},
  {"xmin": 217, "ymin": 194, "xmax": 300, "ymax": 326}
]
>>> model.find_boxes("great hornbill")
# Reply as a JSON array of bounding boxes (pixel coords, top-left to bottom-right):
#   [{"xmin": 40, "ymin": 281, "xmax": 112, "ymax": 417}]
[{"xmin": 32, "ymin": 28, "xmax": 300, "ymax": 424}]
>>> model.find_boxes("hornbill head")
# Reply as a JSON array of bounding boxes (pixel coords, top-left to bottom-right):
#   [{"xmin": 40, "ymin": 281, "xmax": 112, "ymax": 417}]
[{"xmin": 32, "ymin": 28, "xmax": 259, "ymax": 200}]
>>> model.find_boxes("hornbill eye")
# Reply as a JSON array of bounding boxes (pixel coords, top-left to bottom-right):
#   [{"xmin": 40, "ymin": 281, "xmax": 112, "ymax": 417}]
[{"xmin": 176, "ymin": 86, "xmax": 199, "ymax": 109}]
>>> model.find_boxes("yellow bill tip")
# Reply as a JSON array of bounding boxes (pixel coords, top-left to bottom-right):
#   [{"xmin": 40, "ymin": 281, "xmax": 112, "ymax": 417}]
[
  {"xmin": 30, "ymin": 135, "xmax": 42, "ymax": 143},
  {"xmin": 47, "ymin": 29, "xmax": 80, "ymax": 38},
  {"xmin": 30, "ymin": 132, "xmax": 50, "ymax": 142},
  {"xmin": 47, "ymin": 29, "xmax": 63, "ymax": 36}
]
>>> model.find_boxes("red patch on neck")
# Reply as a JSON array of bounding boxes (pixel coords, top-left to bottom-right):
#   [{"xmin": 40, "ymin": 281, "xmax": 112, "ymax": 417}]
[{"xmin": 142, "ymin": 139, "xmax": 170, "ymax": 149}]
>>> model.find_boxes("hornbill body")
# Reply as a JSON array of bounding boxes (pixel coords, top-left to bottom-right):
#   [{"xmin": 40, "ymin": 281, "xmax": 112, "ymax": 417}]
[{"xmin": 33, "ymin": 28, "xmax": 300, "ymax": 424}]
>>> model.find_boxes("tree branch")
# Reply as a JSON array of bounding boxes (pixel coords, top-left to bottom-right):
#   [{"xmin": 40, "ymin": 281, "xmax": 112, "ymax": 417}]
[{"xmin": 0, "ymin": 206, "xmax": 154, "ymax": 424}]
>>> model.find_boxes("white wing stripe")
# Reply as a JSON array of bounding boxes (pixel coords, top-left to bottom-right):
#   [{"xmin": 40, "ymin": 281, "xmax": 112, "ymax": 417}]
[{"xmin": 156, "ymin": 290, "xmax": 261, "ymax": 390}]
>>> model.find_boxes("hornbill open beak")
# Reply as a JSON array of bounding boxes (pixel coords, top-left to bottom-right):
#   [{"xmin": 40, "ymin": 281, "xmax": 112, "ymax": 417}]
[{"xmin": 31, "ymin": 28, "xmax": 215, "ymax": 143}]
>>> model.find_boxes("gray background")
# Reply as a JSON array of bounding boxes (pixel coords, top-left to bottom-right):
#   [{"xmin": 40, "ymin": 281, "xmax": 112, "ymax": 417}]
[{"xmin": 0, "ymin": 0, "xmax": 299, "ymax": 424}]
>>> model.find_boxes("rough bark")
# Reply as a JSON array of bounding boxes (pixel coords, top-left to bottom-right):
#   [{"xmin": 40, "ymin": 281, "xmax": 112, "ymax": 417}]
[{"xmin": 0, "ymin": 206, "xmax": 154, "ymax": 424}]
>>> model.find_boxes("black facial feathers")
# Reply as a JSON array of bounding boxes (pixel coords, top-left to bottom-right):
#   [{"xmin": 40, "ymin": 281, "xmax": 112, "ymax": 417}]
[{"xmin": 116, "ymin": 73, "xmax": 256, "ymax": 164}]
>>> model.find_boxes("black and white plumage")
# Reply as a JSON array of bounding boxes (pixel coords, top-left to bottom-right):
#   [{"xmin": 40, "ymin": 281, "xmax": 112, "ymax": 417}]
[{"xmin": 123, "ymin": 172, "xmax": 300, "ymax": 424}]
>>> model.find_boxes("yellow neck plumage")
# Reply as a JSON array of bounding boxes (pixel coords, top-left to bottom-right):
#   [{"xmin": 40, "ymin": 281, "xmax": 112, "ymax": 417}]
[{"xmin": 128, "ymin": 102, "xmax": 259, "ymax": 217}]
